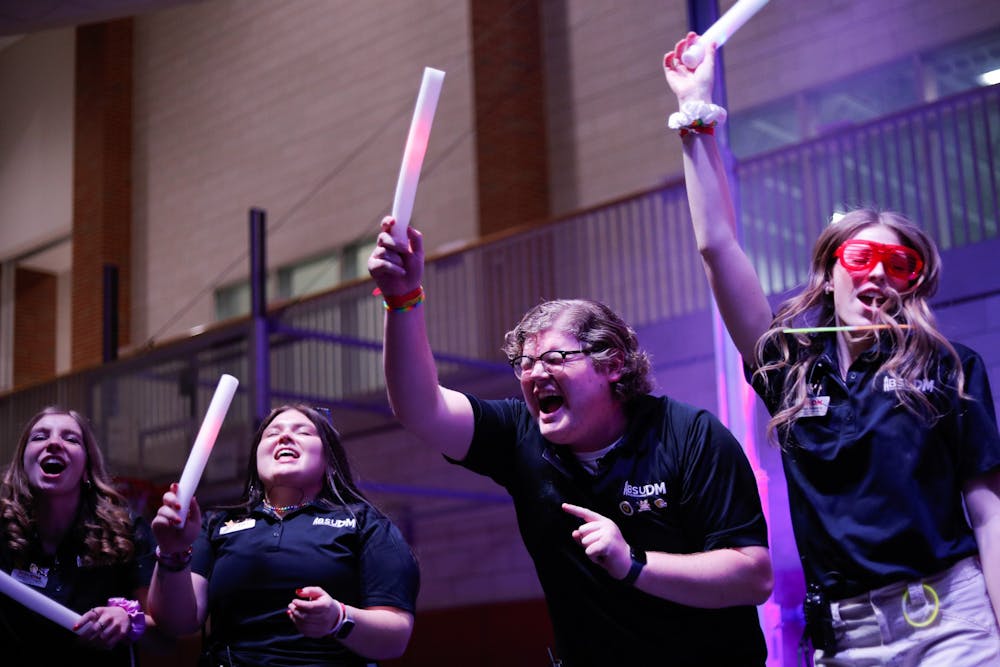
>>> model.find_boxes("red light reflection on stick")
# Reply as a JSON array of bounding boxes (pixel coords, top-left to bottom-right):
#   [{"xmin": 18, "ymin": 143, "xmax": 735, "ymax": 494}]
[
  {"xmin": 176, "ymin": 373, "xmax": 239, "ymax": 526},
  {"xmin": 391, "ymin": 67, "xmax": 445, "ymax": 246}
]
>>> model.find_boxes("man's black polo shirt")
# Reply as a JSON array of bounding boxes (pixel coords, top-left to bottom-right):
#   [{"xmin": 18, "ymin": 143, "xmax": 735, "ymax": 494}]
[{"xmin": 456, "ymin": 393, "xmax": 769, "ymax": 666}]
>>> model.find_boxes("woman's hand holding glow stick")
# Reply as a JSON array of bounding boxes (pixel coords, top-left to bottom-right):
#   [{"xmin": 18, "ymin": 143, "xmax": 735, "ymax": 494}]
[
  {"xmin": 175, "ymin": 373, "xmax": 239, "ymax": 526},
  {"xmin": 390, "ymin": 67, "xmax": 445, "ymax": 246},
  {"xmin": 0, "ymin": 570, "xmax": 81, "ymax": 632},
  {"xmin": 681, "ymin": 0, "xmax": 770, "ymax": 68}
]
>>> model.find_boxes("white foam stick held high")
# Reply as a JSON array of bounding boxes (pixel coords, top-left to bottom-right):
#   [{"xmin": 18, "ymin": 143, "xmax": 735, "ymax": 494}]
[
  {"xmin": 390, "ymin": 67, "xmax": 445, "ymax": 246},
  {"xmin": 176, "ymin": 373, "xmax": 239, "ymax": 526},
  {"xmin": 0, "ymin": 570, "xmax": 82, "ymax": 632},
  {"xmin": 681, "ymin": 0, "xmax": 770, "ymax": 68}
]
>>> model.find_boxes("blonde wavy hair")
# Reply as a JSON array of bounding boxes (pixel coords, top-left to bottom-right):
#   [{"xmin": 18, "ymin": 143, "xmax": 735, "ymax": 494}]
[
  {"xmin": 1, "ymin": 407, "xmax": 135, "ymax": 568},
  {"xmin": 752, "ymin": 209, "xmax": 966, "ymax": 446}
]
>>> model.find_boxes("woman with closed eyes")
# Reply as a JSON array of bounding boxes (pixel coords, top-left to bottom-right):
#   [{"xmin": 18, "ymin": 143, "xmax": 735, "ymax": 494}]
[{"xmin": 147, "ymin": 404, "xmax": 419, "ymax": 667}]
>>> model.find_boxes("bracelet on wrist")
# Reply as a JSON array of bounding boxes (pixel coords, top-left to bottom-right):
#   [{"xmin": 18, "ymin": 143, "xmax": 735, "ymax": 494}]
[
  {"xmin": 327, "ymin": 599, "xmax": 346, "ymax": 636},
  {"xmin": 155, "ymin": 545, "xmax": 193, "ymax": 572},
  {"xmin": 667, "ymin": 101, "xmax": 727, "ymax": 137},
  {"xmin": 329, "ymin": 600, "xmax": 356, "ymax": 639},
  {"xmin": 107, "ymin": 597, "xmax": 146, "ymax": 642},
  {"xmin": 381, "ymin": 286, "xmax": 425, "ymax": 312}
]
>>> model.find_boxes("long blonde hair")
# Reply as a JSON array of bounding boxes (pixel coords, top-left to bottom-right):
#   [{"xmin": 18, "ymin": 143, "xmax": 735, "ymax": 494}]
[
  {"xmin": 0, "ymin": 407, "xmax": 135, "ymax": 568},
  {"xmin": 752, "ymin": 209, "xmax": 966, "ymax": 446}
]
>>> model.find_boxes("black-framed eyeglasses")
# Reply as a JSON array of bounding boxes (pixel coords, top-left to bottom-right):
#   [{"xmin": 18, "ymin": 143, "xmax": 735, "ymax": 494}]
[{"xmin": 509, "ymin": 349, "xmax": 592, "ymax": 378}]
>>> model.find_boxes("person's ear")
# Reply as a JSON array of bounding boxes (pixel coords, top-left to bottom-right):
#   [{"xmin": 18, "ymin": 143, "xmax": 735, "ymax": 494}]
[
  {"xmin": 602, "ymin": 351, "xmax": 625, "ymax": 382},
  {"xmin": 901, "ymin": 274, "xmax": 925, "ymax": 296}
]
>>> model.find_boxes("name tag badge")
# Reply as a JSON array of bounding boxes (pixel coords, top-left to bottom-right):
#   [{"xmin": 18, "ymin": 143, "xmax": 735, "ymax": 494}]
[
  {"xmin": 11, "ymin": 566, "xmax": 49, "ymax": 588},
  {"xmin": 219, "ymin": 518, "xmax": 256, "ymax": 535},
  {"xmin": 797, "ymin": 396, "xmax": 830, "ymax": 418}
]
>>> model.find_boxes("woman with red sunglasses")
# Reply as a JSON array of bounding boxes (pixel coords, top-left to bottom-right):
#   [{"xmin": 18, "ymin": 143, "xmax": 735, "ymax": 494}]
[{"xmin": 665, "ymin": 33, "xmax": 1000, "ymax": 666}]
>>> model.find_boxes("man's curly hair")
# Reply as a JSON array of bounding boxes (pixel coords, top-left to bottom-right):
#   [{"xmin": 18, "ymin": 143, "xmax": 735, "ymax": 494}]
[{"xmin": 503, "ymin": 299, "xmax": 653, "ymax": 403}]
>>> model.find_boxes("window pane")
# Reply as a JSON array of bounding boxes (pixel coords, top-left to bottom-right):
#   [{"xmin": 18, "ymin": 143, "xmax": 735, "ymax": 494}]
[
  {"xmin": 279, "ymin": 253, "xmax": 340, "ymax": 300},
  {"xmin": 215, "ymin": 281, "xmax": 250, "ymax": 320},
  {"xmin": 343, "ymin": 239, "xmax": 376, "ymax": 281}
]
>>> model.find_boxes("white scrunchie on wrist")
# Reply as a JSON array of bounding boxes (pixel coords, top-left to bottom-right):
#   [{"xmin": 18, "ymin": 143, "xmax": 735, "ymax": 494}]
[{"xmin": 667, "ymin": 101, "xmax": 728, "ymax": 134}]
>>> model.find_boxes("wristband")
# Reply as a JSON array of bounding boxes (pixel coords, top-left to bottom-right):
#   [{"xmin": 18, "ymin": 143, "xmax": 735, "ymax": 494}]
[
  {"xmin": 381, "ymin": 286, "xmax": 424, "ymax": 312},
  {"xmin": 327, "ymin": 600, "xmax": 348, "ymax": 637},
  {"xmin": 155, "ymin": 545, "xmax": 193, "ymax": 572},
  {"xmin": 620, "ymin": 547, "xmax": 647, "ymax": 586},
  {"xmin": 334, "ymin": 603, "xmax": 356, "ymax": 639},
  {"xmin": 107, "ymin": 597, "xmax": 146, "ymax": 642}
]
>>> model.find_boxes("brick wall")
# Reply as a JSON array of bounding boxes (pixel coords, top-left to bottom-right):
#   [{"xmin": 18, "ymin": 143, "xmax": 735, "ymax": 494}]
[
  {"xmin": 470, "ymin": 0, "xmax": 550, "ymax": 236},
  {"xmin": 13, "ymin": 268, "xmax": 57, "ymax": 387},
  {"xmin": 72, "ymin": 19, "xmax": 132, "ymax": 368},
  {"xmin": 131, "ymin": 0, "xmax": 479, "ymax": 344},
  {"xmin": 542, "ymin": 1, "xmax": 691, "ymax": 213}
]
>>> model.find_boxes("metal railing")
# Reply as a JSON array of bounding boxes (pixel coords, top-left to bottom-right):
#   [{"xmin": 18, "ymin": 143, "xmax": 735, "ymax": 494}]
[{"xmin": 740, "ymin": 84, "xmax": 999, "ymax": 294}]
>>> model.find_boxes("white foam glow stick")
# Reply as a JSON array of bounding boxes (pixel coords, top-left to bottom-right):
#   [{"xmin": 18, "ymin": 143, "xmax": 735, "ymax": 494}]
[
  {"xmin": 783, "ymin": 324, "xmax": 912, "ymax": 334},
  {"xmin": 681, "ymin": 0, "xmax": 770, "ymax": 68},
  {"xmin": 176, "ymin": 373, "xmax": 239, "ymax": 526},
  {"xmin": 390, "ymin": 67, "xmax": 445, "ymax": 245},
  {"xmin": 0, "ymin": 570, "xmax": 81, "ymax": 632}
]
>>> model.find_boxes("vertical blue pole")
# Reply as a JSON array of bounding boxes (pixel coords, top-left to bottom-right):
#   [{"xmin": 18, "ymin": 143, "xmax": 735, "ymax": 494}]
[
  {"xmin": 685, "ymin": 3, "xmax": 779, "ymax": 665},
  {"xmin": 250, "ymin": 208, "xmax": 270, "ymax": 427}
]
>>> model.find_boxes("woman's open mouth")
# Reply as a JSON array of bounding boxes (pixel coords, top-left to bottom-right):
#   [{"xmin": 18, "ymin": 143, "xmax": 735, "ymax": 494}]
[{"xmin": 40, "ymin": 458, "xmax": 67, "ymax": 475}]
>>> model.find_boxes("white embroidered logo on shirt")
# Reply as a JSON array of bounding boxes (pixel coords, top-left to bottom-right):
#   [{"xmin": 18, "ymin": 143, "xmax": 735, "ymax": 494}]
[
  {"xmin": 312, "ymin": 517, "xmax": 357, "ymax": 529},
  {"xmin": 883, "ymin": 377, "xmax": 935, "ymax": 393},
  {"xmin": 622, "ymin": 480, "xmax": 666, "ymax": 498}
]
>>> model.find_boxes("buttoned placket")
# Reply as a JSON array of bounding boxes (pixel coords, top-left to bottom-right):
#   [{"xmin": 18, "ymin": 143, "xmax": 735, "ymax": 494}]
[{"xmin": 266, "ymin": 514, "xmax": 286, "ymax": 551}]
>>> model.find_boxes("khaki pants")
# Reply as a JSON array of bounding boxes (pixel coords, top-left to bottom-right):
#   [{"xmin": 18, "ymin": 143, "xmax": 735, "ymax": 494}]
[{"xmin": 815, "ymin": 557, "xmax": 1000, "ymax": 667}]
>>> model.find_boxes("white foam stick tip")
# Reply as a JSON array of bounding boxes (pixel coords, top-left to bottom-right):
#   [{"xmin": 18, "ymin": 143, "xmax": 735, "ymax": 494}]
[
  {"xmin": 175, "ymin": 374, "xmax": 239, "ymax": 526},
  {"xmin": 681, "ymin": 0, "xmax": 770, "ymax": 68}
]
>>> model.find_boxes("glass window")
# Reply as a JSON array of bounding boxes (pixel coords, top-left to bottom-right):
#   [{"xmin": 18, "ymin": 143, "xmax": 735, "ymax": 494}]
[
  {"xmin": 214, "ymin": 281, "xmax": 251, "ymax": 321},
  {"xmin": 923, "ymin": 28, "xmax": 1000, "ymax": 97},
  {"xmin": 342, "ymin": 239, "xmax": 376, "ymax": 282},
  {"xmin": 729, "ymin": 27, "xmax": 1000, "ymax": 159},
  {"xmin": 276, "ymin": 252, "xmax": 340, "ymax": 300},
  {"xmin": 806, "ymin": 60, "xmax": 920, "ymax": 135},
  {"xmin": 215, "ymin": 241, "xmax": 373, "ymax": 321},
  {"xmin": 730, "ymin": 96, "xmax": 802, "ymax": 158}
]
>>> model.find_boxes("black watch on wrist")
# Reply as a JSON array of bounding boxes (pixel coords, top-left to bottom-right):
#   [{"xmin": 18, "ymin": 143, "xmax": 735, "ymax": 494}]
[
  {"xmin": 621, "ymin": 546, "xmax": 647, "ymax": 586},
  {"xmin": 334, "ymin": 607, "xmax": 355, "ymax": 639}
]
